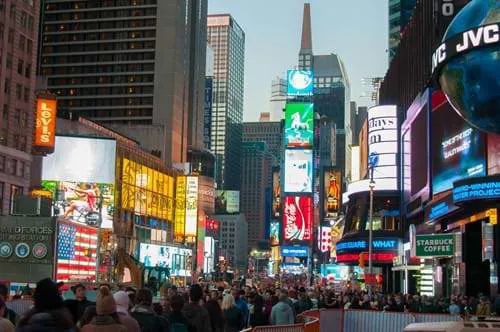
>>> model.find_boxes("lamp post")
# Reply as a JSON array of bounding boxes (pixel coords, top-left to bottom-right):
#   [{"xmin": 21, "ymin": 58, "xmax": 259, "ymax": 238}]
[{"xmin": 367, "ymin": 152, "xmax": 378, "ymax": 297}]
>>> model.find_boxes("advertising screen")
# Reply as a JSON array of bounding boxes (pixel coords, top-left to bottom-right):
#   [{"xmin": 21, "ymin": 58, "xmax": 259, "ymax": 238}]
[
  {"xmin": 139, "ymin": 243, "xmax": 192, "ymax": 276},
  {"xmin": 287, "ymin": 70, "xmax": 313, "ymax": 96},
  {"xmin": 431, "ymin": 91, "xmax": 486, "ymax": 195},
  {"xmin": 284, "ymin": 150, "xmax": 313, "ymax": 193},
  {"xmin": 324, "ymin": 169, "xmax": 341, "ymax": 219},
  {"xmin": 185, "ymin": 176, "xmax": 199, "ymax": 238},
  {"xmin": 284, "ymin": 103, "xmax": 314, "ymax": 148},
  {"xmin": 272, "ymin": 168, "xmax": 281, "ymax": 218},
  {"xmin": 56, "ymin": 221, "xmax": 97, "ymax": 282},
  {"xmin": 488, "ymin": 134, "xmax": 500, "ymax": 175},
  {"xmin": 270, "ymin": 221, "xmax": 280, "ymax": 246},
  {"xmin": 281, "ymin": 246, "xmax": 309, "ymax": 257},
  {"xmin": 283, "ymin": 196, "xmax": 313, "ymax": 242},
  {"xmin": 215, "ymin": 191, "xmax": 240, "ymax": 214},
  {"xmin": 42, "ymin": 136, "xmax": 116, "ymax": 184},
  {"xmin": 174, "ymin": 176, "xmax": 186, "ymax": 239}
]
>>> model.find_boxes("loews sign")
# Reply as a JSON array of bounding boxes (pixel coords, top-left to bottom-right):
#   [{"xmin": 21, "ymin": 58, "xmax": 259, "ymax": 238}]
[
  {"xmin": 34, "ymin": 98, "xmax": 57, "ymax": 154},
  {"xmin": 416, "ymin": 234, "xmax": 454, "ymax": 257}
]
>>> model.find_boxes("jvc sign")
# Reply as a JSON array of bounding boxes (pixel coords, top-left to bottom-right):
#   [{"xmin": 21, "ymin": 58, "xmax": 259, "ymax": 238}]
[{"xmin": 416, "ymin": 234, "xmax": 454, "ymax": 257}]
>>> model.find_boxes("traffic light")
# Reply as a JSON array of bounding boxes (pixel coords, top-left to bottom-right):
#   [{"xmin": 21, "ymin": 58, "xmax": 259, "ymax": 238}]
[{"xmin": 358, "ymin": 252, "xmax": 365, "ymax": 268}]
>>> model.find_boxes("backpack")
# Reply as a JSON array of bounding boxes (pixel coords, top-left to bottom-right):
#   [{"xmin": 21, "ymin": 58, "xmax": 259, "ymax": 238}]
[{"xmin": 169, "ymin": 322, "xmax": 189, "ymax": 332}]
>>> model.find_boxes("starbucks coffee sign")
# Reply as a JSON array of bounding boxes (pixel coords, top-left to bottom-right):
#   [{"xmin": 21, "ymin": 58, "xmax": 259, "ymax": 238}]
[{"xmin": 416, "ymin": 234, "xmax": 454, "ymax": 257}]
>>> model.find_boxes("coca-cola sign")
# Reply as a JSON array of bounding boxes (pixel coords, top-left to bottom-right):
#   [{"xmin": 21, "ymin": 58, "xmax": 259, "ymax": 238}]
[{"xmin": 283, "ymin": 196, "xmax": 312, "ymax": 242}]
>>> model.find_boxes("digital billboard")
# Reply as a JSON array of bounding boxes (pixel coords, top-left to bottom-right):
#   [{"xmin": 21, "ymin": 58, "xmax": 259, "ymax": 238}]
[
  {"xmin": 139, "ymin": 243, "xmax": 192, "ymax": 276},
  {"xmin": 284, "ymin": 103, "xmax": 314, "ymax": 148},
  {"xmin": 34, "ymin": 98, "xmax": 57, "ymax": 154},
  {"xmin": 185, "ymin": 176, "xmax": 199, "ymax": 238},
  {"xmin": 318, "ymin": 226, "xmax": 332, "ymax": 253},
  {"xmin": 431, "ymin": 91, "xmax": 486, "ymax": 195},
  {"xmin": 488, "ymin": 133, "xmax": 500, "ymax": 175},
  {"xmin": 283, "ymin": 196, "xmax": 313, "ymax": 242},
  {"xmin": 324, "ymin": 169, "xmax": 341, "ymax": 219},
  {"xmin": 215, "ymin": 190, "xmax": 240, "ymax": 214},
  {"xmin": 284, "ymin": 150, "xmax": 313, "ymax": 193},
  {"xmin": 121, "ymin": 159, "xmax": 175, "ymax": 221},
  {"xmin": 270, "ymin": 221, "xmax": 280, "ymax": 246},
  {"xmin": 272, "ymin": 168, "xmax": 281, "ymax": 218},
  {"xmin": 174, "ymin": 176, "xmax": 186, "ymax": 239},
  {"xmin": 287, "ymin": 70, "xmax": 313, "ymax": 96}
]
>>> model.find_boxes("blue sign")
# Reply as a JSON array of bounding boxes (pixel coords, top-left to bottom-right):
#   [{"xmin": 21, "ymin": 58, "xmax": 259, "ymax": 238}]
[
  {"xmin": 429, "ymin": 202, "xmax": 451, "ymax": 220},
  {"xmin": 287, "ymin": 70, "xmax": 313, "ymax": 96},
  {"xmin": 453, "ymin": 177, "xmax": 500, "ymax": 203},
  {"xmin": 281, "ymin": 246, "xmax": 309, "ymax": 257},
  {"xmin": 368, "ymin": 152, "xmax": 379, "ymax": 168},
  {"xmin": 336, "ymin": 238, "xmax": 399, "ymax": 252}
]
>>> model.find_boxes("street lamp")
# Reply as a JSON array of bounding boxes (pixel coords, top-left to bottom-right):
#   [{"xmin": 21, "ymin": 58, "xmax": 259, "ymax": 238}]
[{"xmin": 367, "ymin": 152, "xmax": 379, "ymax": 297}]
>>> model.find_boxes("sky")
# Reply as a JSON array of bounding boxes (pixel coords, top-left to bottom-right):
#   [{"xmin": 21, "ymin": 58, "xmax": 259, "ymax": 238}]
[{"xmin": 208, "ymin": 0, "xmax": 389, "ymax": 122}]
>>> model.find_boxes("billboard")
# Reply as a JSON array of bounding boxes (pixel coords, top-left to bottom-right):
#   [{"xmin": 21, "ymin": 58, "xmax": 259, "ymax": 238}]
[
  {"xmin": 185, "ymin": 176, "xmax": 199, "ymax": 238},
  {"xmin": 56, "ymin": 221, "xmax": 97, "ymax": 282},
  {"xmin": 281, "ymin": 246, "xmax": 309, "ymax": 257},
  {"xmin": 287, "ymin": 70, "xmax": 313, "ymax": 96},
  {"xmin": 139, "ymin": 243, "xmax": 192, "ymax": 276},
  {"xmin": 121, "ymin": 158, "xmax": 175, "ymax": 221},
  {"xmin": 431, "ymin": 91, "xmax": 486, "ymax": 195},
  {"xmin": 174, "ymin": 176, "xmax": 186, "ymax": 239},
  {"xmin": 0, "ymin": 216, "xmax": 56, "ymax": 283},
  {"xmin": 488, "ymin": 134, "xmax": 500, "ymax": 175},
  {"xmin": 318, "ymin": 226, "xmax": 332, "ymax": 253},
  {"xmin": 284, "ymin": 150, "xmax": 313, "ymax": 193},
  {"xmin": 34, "ymin": 98, "xmax": 57, "ymax": 154},
  {"xmin": 272, "ymin": 168, "xmax": 281, "ymax": 218},
  {"xmin": 215, "ymin": 190, "xmax": 240, "ymax": 214},
  {"xmin": 324, "ymin": 169, "xmax": 341, "ymax": 219},
  {"xmin": 284, "ymin": 103, "xmax": 314, "ymax": 148},
  {"xmin": 270, "ymin": 221, "xmax": 280, "ymax": 246},
  {"xmin": 42, "ymin": 136, "xmax": 116, "ymax": 184},
  {"xmin": 283, "ymin": 196, "xmax": 313, "ymax": 242}
]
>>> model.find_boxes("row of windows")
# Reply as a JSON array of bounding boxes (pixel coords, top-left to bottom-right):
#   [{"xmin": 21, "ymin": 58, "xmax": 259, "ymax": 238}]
[
  {"xmin": 48, "ymin": 74, "xmax": 154, "ymax": 86},
  {"xmin": 42, "ymin": 52, "xmax": 155, "ymax": 65},
  {"xmin": 43, "ymin": 40, "xmax": 155, "ymax": 53},
  {"xmin": 0, "ymin": 155, "xmax": 27, "ymax": 178},
  {"xmin": 45, "ymin": 0, "xmax": 157, "ymax": 11},
  {"xmin": 0, "ymin": 25, "xmax": 35, "ymax": 54},
  {"xmin": 55, "ymin": 86, "xmax": 154, "ymax": 96},
  {"xmin": 78, "ymin": 108, "xmax": 152, "ymax": 119},
  {"xmin": 4, "ymin": 79, "xmax": 31, "ymax": 103},
  {"xmin": 57, "ymin": 96, "xmax": 153, "ymax": 107},
  {"xmin": 2, "ymin": 105, "xmax": 30, "ymax": 128},
  {"xmin": 44, "ymin": 30, "xmax": 156, "ymax": 43},
  {"xmin": 0, "ymin": 130, "xmax": 30, "ymax": 152},
  {"xmin": 45, "ymin": 8, "xmax": 156, "ymax": 22},
  {"xmin": 0, "ymin": 182, "xmax": 25, "ymax": 216},
  {"xmin": 5, "ymin": 54, "xmax": 32, "ymax": 79},
  {"xmin": 43, "ymin": 19, "xmax": 156, "ymax": 32},
  {"xmin": 42, "ymin": 62, "xmax": 155, "ymax": 75}
]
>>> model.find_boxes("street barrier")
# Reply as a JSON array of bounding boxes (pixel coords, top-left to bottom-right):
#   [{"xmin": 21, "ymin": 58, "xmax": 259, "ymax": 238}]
[{"xmin": 252, "ymin": 324, "xmax": 304, "ymax": 332}]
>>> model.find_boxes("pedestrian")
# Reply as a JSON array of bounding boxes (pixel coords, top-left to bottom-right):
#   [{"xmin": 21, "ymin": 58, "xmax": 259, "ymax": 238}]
[
  {"xmin": 0, "ymin": 283, "xmax": 18, "ymax": 325},
  {"xmin": 204, "ymin": 294, "xmax": 223, "ymax": 332},
  {"xmin": 114, "ymin": 291, "xmax": 141, "ymax": 332},
  {"xmin": 449, "ymin": 300, "xmax": 461, "ymax": 315},
  {"xmin": 231, "ymin": 289, "xmax": 248, "ymax": 329},
  {"xmin": 270, "ymin": 294, "xmax": 295, "ymax": 326},
  {"xmin": 64, "ymin": 283, "xmax": 94, "ymax": 324},
  {"xmin": 16, "ymin": 278, "xmax": 74, "ymax": 332},
  {"xmin": 295, "ymin": 287, "xmax": 313, "ymax": 314},
  {"xmin": 182, "ymin": 284, "xmax": 212, "ymax": 332},
  {"xmin": 131, "ymin": 288, "xmax": 169, "ymax": 332},
  {"xmin": 81, "ymin": 286, "xmax": 127, "ymax": 332},
  {"xmin": 249, "ymin": 294, "xmax": 267, "ymax": 327},
  {"xmin": 78, "ymin": 306, "xmax": 97, "ymax": 329},
  {"xmin": 166, "ymin": 295, "xmax": 192, "ymax": 332},
  {"xmin": 0, "ymin": 297, "xmax": 15, "ymax": 332},
  {"xmin": 221, "ymin": 294, "xmax": 242, "ymax": 332},
  {"xmin": 476, "ymin": 296, "xmax": 491, "ymax": 319}
]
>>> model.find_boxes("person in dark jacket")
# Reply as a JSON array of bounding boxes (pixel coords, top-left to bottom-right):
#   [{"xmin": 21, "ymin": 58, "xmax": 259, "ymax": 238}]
[
  {"xmin": 0, "ymin": 283, "xmax": 18, "ymax": 325},
  {"xmin": 204, "ymin": 296, "xmax": 223, "ymax": 332},
  {"xmin": 182, "ymin": 284, "xmax": 211, "ymax": 332},
  {"xmin": 221, "ymin": 294, "xmax": 241, "ymax": 332},
  {"xmin": 131, "ymin": 288, "xmax": 169, "ymax": 332},
  {"xmin": 166, "ymin": 295, "xmax": 192, "ymax": 332},
  {"xmin": 16, "ymin": 278, "xmax": 74, "ymax": 332},
  {"xmin": 249, "ymin": 295, "xmax": 267, "ymax": 327},
  {"xmin": 64, "ymin": 283, "xmax": 94, "ymax": 324},
  {"xmin": 294, "ymin": 288, "xmax": 313, "ymax": 315}
]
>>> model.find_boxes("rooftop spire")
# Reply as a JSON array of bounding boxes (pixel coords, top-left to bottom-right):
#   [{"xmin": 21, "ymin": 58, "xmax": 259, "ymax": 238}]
[{"xmin": 300, "ymin": 3, "xmax": 312, "ymax": 54}]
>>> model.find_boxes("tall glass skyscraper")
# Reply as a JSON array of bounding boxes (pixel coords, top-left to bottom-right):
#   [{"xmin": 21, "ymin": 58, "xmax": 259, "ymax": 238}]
[
  {"xmin": 388, "ymin": 0, "xmax": 417, "ymax": 63},
  {"xmin": 207, "ymin": 14, "xmax": 245, "ymax": 190}
]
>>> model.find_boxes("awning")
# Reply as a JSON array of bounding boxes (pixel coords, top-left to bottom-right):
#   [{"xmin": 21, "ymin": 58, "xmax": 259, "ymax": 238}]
[{"xmin": 391, "ymin": 265, "xmax": 421, "ymax": 271}]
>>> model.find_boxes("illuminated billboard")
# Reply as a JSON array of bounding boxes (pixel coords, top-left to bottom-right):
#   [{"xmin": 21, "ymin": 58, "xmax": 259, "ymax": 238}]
[
  {"xmin": 270, "ymin": 221, "xmax": 280, "ymax": 246},
  {"xmin": 121, "ymin": 159, "xmax": 175, "ymax": 221},
  {"xmin": 324, "ymin": 169, "xmax": 341, "ymax": 219},
  {"xmin": 174, "ymin": 177, "xmax": 186, "ymax": 239},
  {"xmin": 284, "ymin": 103, "xmax": 314, "ymax": 148},
  {"xmin": 272, "ymin": 168, "xmax": 281, "ymax": 218},
  {"xmin": 431, "ymin": 91, "xmax": 486, "ymax": 195},
  {"xmin": 287, "ymin": 70, "xmax": 313, "ymax": 96},
  {"xmin": 215, "ymin": 190, "xmax": 240, "ymax": 214},
  {"xmin": 318, "ymin": 226, "xmax": 332, "ymax": 253},
  {"xmin": 185, "ymin": 176, "xmax": 199, "ymax": 238},
  {"xmin": 283, "ymin": 196, "xmax": 313, "ymax": 242},
  {"xmin": 284, "ymin": 150, "xmax": 313, "ymax": 193},
  {"xmin": 34, "ymin": 98, "xmax": 57, "ymax": 154},
  {"xmin": 139, "ymin": 243, "xmax": 192, "ymax": 276}
]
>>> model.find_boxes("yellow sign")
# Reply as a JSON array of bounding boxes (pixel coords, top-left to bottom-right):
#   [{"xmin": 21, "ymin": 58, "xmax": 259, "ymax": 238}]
[
  {"xmin": 487, "ymin": 208, "xmax": 497, "ymax": 225},
  {"xmin": 30, "ymin": 189, "xmax": 53, "ymax": 199},
  {"xmin": 174, "ymin": 176, "xmax": 186, "ymax": 239}
]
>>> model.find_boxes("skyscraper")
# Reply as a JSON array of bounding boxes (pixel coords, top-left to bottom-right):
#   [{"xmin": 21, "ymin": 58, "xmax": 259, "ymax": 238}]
[
  {"xmin": 39, "ymin": 0, "xmax": 207, "ymax": 165},
  {"xmin": 388, "ymin": 0, "xmax": 416, "ymax": 63},
  {"xmin": 207, "ymin": 14, "xmax": 245, "ymax": 190},
  {"xmin": 0, "ymin": 0, "xmax": 40, "ymax": 214},
  {"xmin": 269, "ymin": 76, "xmax": 288, "ymax": 121}
]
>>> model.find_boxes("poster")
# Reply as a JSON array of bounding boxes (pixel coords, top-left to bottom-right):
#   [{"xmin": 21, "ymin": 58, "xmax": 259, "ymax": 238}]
[
  {"xmin": 284, "ymin": 150, "xmax": 313, "ymax": 193},
  {"xmin": 324, "ymin": 169, "xmax": 341, "ymax": 219},
  {"xmin": 283, "ymin": 196, "xmax": 313, "ymax": 242},
  {"xmin": 284, "ymin": 103, "xmax": 314, "ymax": 148}
]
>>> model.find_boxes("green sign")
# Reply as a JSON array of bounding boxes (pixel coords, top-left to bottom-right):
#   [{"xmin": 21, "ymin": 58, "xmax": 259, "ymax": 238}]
[
  {"xmin": 284, "ymin": 103, "xmax": 314, "ymax": 148},
  {"xmin": 416, "ymin": 234, "xmax": 454, "ymax": 257}
]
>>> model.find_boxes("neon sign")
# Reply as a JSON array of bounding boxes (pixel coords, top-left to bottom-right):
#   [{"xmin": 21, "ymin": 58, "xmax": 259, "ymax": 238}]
[
  {"xmin": 280, "ymin": 246, "xmax": 309, "ymax": 257},
  {"xmin": 336, "ymin": 252, "xmax": 396, "ymax": 263},
  {"xmin": 336, "ymin": 238, "xmax": 399, "ymax": 252},
  {"xmin": 453, "ymin": 178, "xmax": 500, "ymax": 203}
]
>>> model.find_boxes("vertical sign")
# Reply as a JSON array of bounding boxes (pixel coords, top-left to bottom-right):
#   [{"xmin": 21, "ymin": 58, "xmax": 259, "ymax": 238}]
[
  {"xmin": 272, "ymin": 167, "xmax": 281, "ymax": 218},
  {"xmin": 185, "ymin": 176, "xmax": 199, "ymax": 239},
  {"xmin": 283, "ymin": 196, "xmax": 313, "ymax": 242},
  {"xmin": 324, "ymin": 169, "xmax": 341, "ymax": 219},
  {"xmin": 174, "ymin": 177, "xmax": 186, "ymax": 240},
  {"xmin": 34, "ymin": 98, "xmax": 57, "ymax": 154},
  {"xmin": 204, "ymin": 78, "xmax": 213, "ymax": 150}
]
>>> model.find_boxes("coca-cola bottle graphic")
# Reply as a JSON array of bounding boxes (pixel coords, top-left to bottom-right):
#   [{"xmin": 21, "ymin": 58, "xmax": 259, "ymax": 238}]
[{"xmin": 285, "ymin": 197, "xmax": 305, "ymax": 240}]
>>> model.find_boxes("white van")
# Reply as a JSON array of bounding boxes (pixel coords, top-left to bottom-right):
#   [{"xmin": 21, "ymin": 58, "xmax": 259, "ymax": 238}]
[{"xmin": 404, "ymin": 321, "xmax": 500, "ymax": 332}]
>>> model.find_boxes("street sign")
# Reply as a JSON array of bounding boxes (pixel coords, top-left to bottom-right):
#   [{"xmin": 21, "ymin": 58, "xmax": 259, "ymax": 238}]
[{"xmin": 368, "ymin": 152, "xmax": 379, "ymax": 168}]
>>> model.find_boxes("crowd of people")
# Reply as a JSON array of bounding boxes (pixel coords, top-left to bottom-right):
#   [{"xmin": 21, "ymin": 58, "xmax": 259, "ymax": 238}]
[{"xmin": 1, "ymin": 278, "xmax": 500, "ymax": 332}]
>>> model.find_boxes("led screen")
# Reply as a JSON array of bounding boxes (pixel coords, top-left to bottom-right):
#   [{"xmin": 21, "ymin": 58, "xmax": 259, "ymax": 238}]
[
  {"xmin": 431, "ymin": 91, "xmax": 486, "ymax": 195},
  {"xmin": 215, "ymin": 190, "xmax": 240, "ymax": 214},
  {"xmin": 270, "ymin": 221, "xmax": 280, "ymax": 246},
  {"xmin": 283, "ymin": 196, "xmax": 313, "ymax": 242},
  {"xmin": 42, "ymin": 136, "xmax": 116, "ymax": 184},
  {"xmin": 287, "ymin": 70, "xmax": 313, "ymax": 96},
  {"xmin": 284, "ymin": 150, "xmax": 313, "ymax": 193},
  {"xmin": 139, "ymin": 243, "xmax": 192, "ymax": 276},
  {"xmin": 284, "ymin": 103, "xmax": 314, "ymax": 148},
  {"xmin": 272, "ymin": 168, "xmax": 281, "ymax": 218},
  {"xmin": 324, "ymin": 169, "xmax": 341, "ymax": 219}
]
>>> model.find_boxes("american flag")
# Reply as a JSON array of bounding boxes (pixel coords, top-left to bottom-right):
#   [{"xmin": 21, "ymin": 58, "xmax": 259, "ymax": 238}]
[{"xmin": 56, "ymin": 222, "xmax": 98, "ymax": 282}]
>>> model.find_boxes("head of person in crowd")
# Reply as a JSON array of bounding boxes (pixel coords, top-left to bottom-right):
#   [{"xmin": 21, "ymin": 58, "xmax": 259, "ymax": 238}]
[
  {"xmin": 170, "ymin": 294, "xmax": 184, "ymax": 313},
  {"xmin": 221, "ymin": 294, "xmax": 235, "ymax": 311},
  {"xmin": 114, "ymin": 291, "xmax": 131, "ymax": 314},
  {"xmin": 168, "ymin": 285, "xmax": 178, "ymax": 298},
  {"xmin": 72, "ymin": 283, "xmax": 87, "ymax": 301},
  {"xmin": 231, "ymin": 288, "xmax": 240, "ymax": 301},
  {"xmin": 0, "ymin": 284, "xmax": 8, "ymax": 302},
  {"xmin": 96, "ymin": 286, "xmax": 117, "ymax": 316},
  {"xmin": 21, "ymin": 285, "xmax": 33, "ymax": 299},
  {"xmin": 34, "ymin": 278, "xmax": 64, "ymax": 312},
  {"xmin": 136, "ymin": 288, "xmax": 153, "ymax": 308},
  {"xmin": 189, "ymin": 284, "xmax": 203, "ymax": 304},
  {"xmin": 210, "ymin": 290, "xmax": 219, "ymax": 301},
  {"xmin": 288, "ymin": 289, "xmax": 297, "ymax": 300}
]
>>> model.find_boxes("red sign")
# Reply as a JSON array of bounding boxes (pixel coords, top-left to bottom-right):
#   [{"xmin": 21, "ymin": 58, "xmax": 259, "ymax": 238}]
[
  {"xmin": 364, "ymin": 273, "xmax": 377, "ymax": 285},
  {"xmin": 336, "ymin": 252, "xmax": 396, "ymax": 263},
  {"xmin": 283, "ymin": 196, "xmax": 313, "ymax": 241},
  {"xmin": 206, "ymin": 218, "xmax": 220, "ymax": 239}
]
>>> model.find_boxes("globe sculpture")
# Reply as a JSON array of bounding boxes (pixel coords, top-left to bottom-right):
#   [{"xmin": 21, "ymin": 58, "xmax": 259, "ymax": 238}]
[{"xmin": 438, "ymin": 0, "xmax": 500, "ymax": 133}]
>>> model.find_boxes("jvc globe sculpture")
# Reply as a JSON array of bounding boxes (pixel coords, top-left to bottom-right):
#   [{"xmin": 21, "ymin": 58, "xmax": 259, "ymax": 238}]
[{"xmin": 438, "ymin": 0, "xmax": 500, "ymax": 133}]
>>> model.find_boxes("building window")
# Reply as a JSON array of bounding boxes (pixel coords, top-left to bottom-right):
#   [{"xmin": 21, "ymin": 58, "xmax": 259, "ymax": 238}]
[
  {"xmin": 14, "ymin": 109, "xmax": 20, "ymax": 124},
  {"xmin": 7, "ymin": 28, "xmax": 13, "ymax": 43},
  {"xmin": 23, "ymin": 87, "xmax": 29, "ymax": 102},
  {"xmin": 10, "ymin": 159, "xmax": 17, "ymax": 175},
  {"xmin": 0, "ymin": 129, "xmax": 6, "ymax": 146},
  {"xmin": 19, "ymin": 35, "xmax": 25, "ymax": 51},
  {"xmin": 0, "ymin": 156, "xmax": 4, "ymax": 172},
  {"xmin": 4, "ymin": 78, "xmax": 10, "ymax": 94},
  {"xmin": 15, "ymin": 84, "xmax": 22, "ymax": 99},
  {"xmin": 25, "ymin": 63, "xmax": 31, "ymax": 78},
  {"xmin": 17, "ymin": 59, "xmax": 23, "ymax": 75},
  {"xmin": 19, "ymin": 135, "xmax": 26, "ymax": 151},
  {"xmin": 2, "ymin": 104, "xmax": 8, "ymax": 121},
  {"xmin": 6, "ymin": 53, "xmax": 12, "ymax": 68},
  {"xmin": 17, "ymin": 161, "xmax": 24, "ymax": 177}
]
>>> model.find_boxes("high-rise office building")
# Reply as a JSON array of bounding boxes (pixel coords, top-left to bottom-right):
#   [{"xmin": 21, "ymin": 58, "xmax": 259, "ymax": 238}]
[
  {"xmin": 388, "ymin": 0, "xmax": 416, "ymax": 63},
  {"xmin": 298, "ymin": 4, "xmax": 351, "ymax": 177},
  {"xmin": 269, "ymin": 76, "xmax": 287, "ymax": 121},
  {"xmin": 207, "ymin": 14, "xmax": 245, "ymax": 190},
  {"xmin": 0, "ymin": 0, "xmax": 40, "ymax": 214},
  {"xmin": 39, "ymin": 0, "xmax": 207, "ymax": 165},
  {"xmin": 242, "ymin": 121, "xmax": 282, "ymax": 166},
  {"xmin": 216, "ymin": 213, "xmax": 248, "ymax": 270}
]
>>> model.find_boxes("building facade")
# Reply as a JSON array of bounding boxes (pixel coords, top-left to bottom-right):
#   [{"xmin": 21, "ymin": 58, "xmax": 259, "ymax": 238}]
[
  {"xmin": 39, "ymin": 0, "xmax": 208, "ymax": 164},
  {"xmin": 388, "ymin": 0, "xmax": 416, "ymax": 63},
  {"xmin": 242, "ymin": 121, "xmax": 282, "ymax": 166},
  {"xmin": 269, "ymin": 76, "xmax": 287, "ymax": 121},
  {"xmin": 0, "ymin": 0, "xmax": 40, "ymax": 214},
  {"xmin": 207, "ymin": 14, "xmax": 245, "ymax": 190},
  {"xmin": 216, "ymin": 213, "xmax": 248, "ymax": 271}
]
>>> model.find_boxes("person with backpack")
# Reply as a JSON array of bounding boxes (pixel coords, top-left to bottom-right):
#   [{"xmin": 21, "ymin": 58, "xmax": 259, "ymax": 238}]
[
  {"xmin": 131, "ymin": 289, "xmax": 169, "ymax": 332},
  {"xmin": 166, "ymin": 295, "xmax": 192, "ymax": 332}
]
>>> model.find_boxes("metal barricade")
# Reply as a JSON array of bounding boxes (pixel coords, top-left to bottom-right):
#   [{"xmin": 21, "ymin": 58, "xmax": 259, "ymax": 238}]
[
  {"xmin": 252, "ymin": 323, "xmax": 305, "ymax": 332},
  {"xmin": 414, "ymin": 313, "xmax": 462, "ymax": 323},
  {"xmin": 320, "ymin": 309, "xmax": 343, "ymax": 332},
  {"xmin": 343, "ymin": 310, "xmax": 415, "ymax": 332}
]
